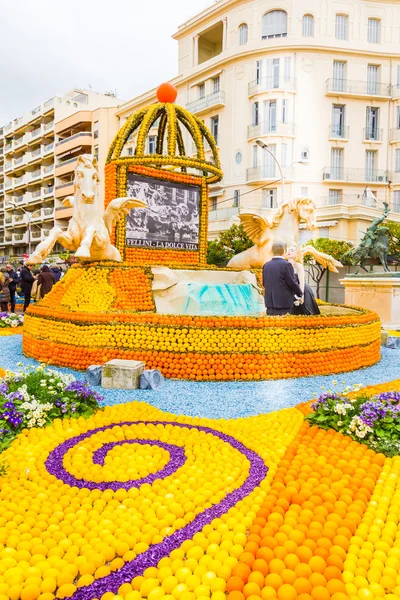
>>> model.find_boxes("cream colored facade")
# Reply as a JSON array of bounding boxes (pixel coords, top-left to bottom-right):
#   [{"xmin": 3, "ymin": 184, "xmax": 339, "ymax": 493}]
[
  {"xmin": 0, "ymin": 89, "xmax": 120, "ymax": 257},
  {"xmin": 118, "ymin": 0, "xmax": 400, "ymax": 244}
]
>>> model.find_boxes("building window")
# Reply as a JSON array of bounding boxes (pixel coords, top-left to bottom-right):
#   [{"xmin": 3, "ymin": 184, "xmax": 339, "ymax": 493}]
[
  {"xmin": 368, "ymin": 18, "xmax": 380, "ymax": 43},
  {"xmin": 235, "ymin": 151, "xmax": 242, "ymax": 164},
  {"xmin": 264, "ymin": 144, "xmax": 277, "ymax": 177},
  {"xmin": 366, "ymin": 107, "xmax": 379, "ymax": 140},
  {"xmin": 397, "ymin": 106, "xmax": 400, "ymax": 130},
  {"xmin": 282, "ymin": 100, "xmax": 288, "ymax": 123},
  {"xmin": 252, "ymin": 102, "xmax": 259, "ymax": 126},
  {"xmin": 328, "ymin": 189, "xmax": 342, "ymax": 205},
  {"xmin": 256, "ymin": 60, "xmax": 262, "ymax": 84},
  {"xmin": 93, "ymin": 121, "xmax": 99, "ymax": 140},
  {"xmin": 262, "ymin": 189, "xmax": 277, "ymax": 209},
  {"xmin": 333, "ymin": 61, "xmax": 346, "ymax": 92},
  {"xmin": 335, "ymin": 14, "xmax": 349, "ymax": 40},
  {"xmin": 367, "ymin": 65, "xmax": 380, "ymax": 95},
  {"xmin": 302, "ymin": 14, "xmax": 314, "ymax": 37},
  {"xmin": 397, "ymin": 65, "xmax": 400, "ymax": 91},
  {"xmin": 393, "ymin": 191, "xmax": 400, "ymax": 213},
  {"xmin": 211, "ymin": 198, "xmax": 217, "ymax": 211},
  {"xmin": 331, "ymin": 148, "xmax": 343, "ymax": 179},
  {"xmin": 262, "ymin": 10, "xmax": 288, "ymax": 39},
  {"xmin": 127, "ymin": 147, "xmax": 133, "ymax": 156},
  {"xmin": 281, "ymin": 143, "xmax": 288, "ymax": 169},
  {"xmin": 284, "ymin": 57, "xmax": 291, "ymax": 82},
  {"xmin": 212, "ymin": 76, "xmax": 220, "ymax": 94},
  {"xmin": 239, "ymin": 23, "xmax": 248, "ymax": 45},
  {"xmin": 264, "ymin": 58, "xmax": 280, "ymax": 89},
  {"xmin": 233, "ymin": 190, "xmax": 240, "ymax": 207},
  {"xmin": 198, "ymin": 83, "xmax": 205, "ymax": 99},
  {"xmin": 148, "ymin": 136, "xmax": 156, "ymax": 154},
  {"xmin": 301, "ymin": 187, "xmax": 309, "ymax": 196},
  {"xmin": 365, "ymin": 150, "xmax": 377, "ymax": 181},
  {"xmin": 252, "ymin": 145, "xmax": 258, "ymax": 168},
  {"xmin": 93, "ymin": 145, "xmax": 99, "ymax": 161},
  {"xmin": 332, "ymin": 105, "xmax": 345, "ymax": 138},
  {"xmin": 264, "ymin": 100, "xmax": 277, "ymax": 132},
  {"xmin": 210, "ymin": 116, "xmax": 219, "ymax": 145},
  {"xmin": 396, "ymin": 149, "xmax": 400, "ymax": 172}
]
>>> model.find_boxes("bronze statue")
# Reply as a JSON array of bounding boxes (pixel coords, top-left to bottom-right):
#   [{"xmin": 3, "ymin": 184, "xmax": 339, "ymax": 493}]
[{"xmin": 342, "ymin": 202, "xmax": 390, "ymax": 274}]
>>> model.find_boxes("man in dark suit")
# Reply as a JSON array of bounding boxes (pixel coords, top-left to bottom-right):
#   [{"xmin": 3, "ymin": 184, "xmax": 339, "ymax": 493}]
[{"xmin": 262, "ymin": 241, "xmax": 303, "ymax": 316}]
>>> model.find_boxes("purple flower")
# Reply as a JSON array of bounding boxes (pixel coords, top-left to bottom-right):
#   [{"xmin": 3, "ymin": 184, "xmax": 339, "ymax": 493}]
[
  {"xmin": 311, "ymin": 392, "xmax": 341, "ymax": 411},
  {"xmin": 0, "ymin": 382, "xmax": 9, "ymax": 395},
  {"xmin": 65, "ymin": 380, "xmax": 103, "ymax": 402},
  {"xmin": 3, "ymin": 402, "xmax": 15, "ymax": 410}
]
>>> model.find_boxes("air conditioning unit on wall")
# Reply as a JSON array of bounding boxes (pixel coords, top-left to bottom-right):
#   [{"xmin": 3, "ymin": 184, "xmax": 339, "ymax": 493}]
[{"xmin": 323, "ymin": 173, "xmax": 331, "ymax": 180}]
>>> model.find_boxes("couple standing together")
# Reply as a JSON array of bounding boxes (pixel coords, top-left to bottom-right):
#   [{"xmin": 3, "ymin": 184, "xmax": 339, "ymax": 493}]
[{"xmin": 262, "ymin": 241, "xmax": 320, "ymax": 316}]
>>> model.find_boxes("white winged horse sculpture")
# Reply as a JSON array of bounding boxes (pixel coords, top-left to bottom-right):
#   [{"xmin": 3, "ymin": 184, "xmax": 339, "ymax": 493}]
[
  {"xmin": 27, "ymin": 155, "xmax": 146, "ymax": 264},
  {"xmin": 227, "ymin": 197, "xmax": 342, "ymax": 273}
]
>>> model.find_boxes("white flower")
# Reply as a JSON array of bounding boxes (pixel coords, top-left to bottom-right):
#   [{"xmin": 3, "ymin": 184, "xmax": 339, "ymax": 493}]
[{"xmin": 337, "ymin": 421, "xmax": 343, "ymax": 426}]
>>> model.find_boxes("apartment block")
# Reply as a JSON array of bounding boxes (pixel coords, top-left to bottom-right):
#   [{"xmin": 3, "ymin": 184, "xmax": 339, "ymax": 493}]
[
  {"xmin": 118, "ymin": 0, "xmax": 400, "ymax": 245},
  {"xmin": 0, "ymin": 89, "xmax": 120, "ymax": 257}
]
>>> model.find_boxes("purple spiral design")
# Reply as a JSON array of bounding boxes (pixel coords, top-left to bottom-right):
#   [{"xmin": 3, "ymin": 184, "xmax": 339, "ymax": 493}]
[{"xmin": 45, "ymin": 421, "xmax": 268, "ymax": 600}]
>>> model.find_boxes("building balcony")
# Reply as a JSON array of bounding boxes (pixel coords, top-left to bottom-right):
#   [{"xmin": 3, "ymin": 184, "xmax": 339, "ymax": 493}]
[
  {"xmin": 185, "ymin": 91, "xmax": 225, "ymax": 116},
  {"xmin": 12, "ymin": 232, "xmax": 28, "ymax": 244},
  {"xmin": 322, "ymin": 167, "xmax": 389, "ymax": 184},
  {"xmin": 248, "ymin": 77, "xmax": 296, "ymax": 97},
  {"xmin": 4, "ymin": 216, "xmax": 12, "ymax": 226},
  {"xmin": 3, "ymin": 123, "xmax": 12, "ymax": 135},
  {"xmin": 0, "ymin": 184, "xmax": 3, "ymax": 193},
  {"xmin": 55, "ymin": 206, "xmax": 73, "ymax": 220},
  {"xmin": 390, "ymin": 128, "xmax": 400, "ymax": 143},
  {"xmin": 43, "ymin": 142, "xmax": 54, "ymax": 156},
  {"xmin": 55, "ymin": 111, "xmax": 93, "ymax": 135},
  {"xmin": 4, "ymin": 161, "xmax": 13, "ymax": 173},
  {"xmin": 43, "ymin": 121, "xmax": 54, "ymax": 134},
  {"xmin": 55, "ymin": 181, "xmax": 74, "ymax": 198},
  {"xmin": 209, "ymin": 207, "xmax": 239, "ymax": 222},
  {"xmin": 30, "ymin": 230, "xmax": 49, "ymax": 243},
  {"xmin": 43, "ymin": 98, "xmax": 55, "ymax": 113},
  {"xmin": 43, "ymin": 185, "xmax": 54, "ymax": 198},
  {"xmin": 28, "ymin": 147, "xmax": 42, "ymax": 163},
  {"xmin": 4, "ymin": 142, "xmax": 13, "ymax": 155},
  {"xmin": 328, "ymin": 124, "xmax": 350, "ymax": 140},
  {"xmin": 319, "ymin": 193, "xmax": 384, "ymax": 208},
  {"xmin": 247, "ymin": 121, "xmax": 295, "ymax": 140},
  {"xmin": 55, "ymin": 132, "xmax": 92, "ymax": 155},
  {"xmin": 4, "ymin": 181, "xmax": 12, "ymax": 191},
  {"xmin": 246, "ymin": 166, "xmax": 277, "ymax": 184},
  {"xmin": 12, "ymin": 214, "xmax": 26, "ymax": 227},
  {"xmin": 13, "ymin": 135, "xmax": 28, "ymax": 151},
  {"xmin": 28, "ymin": 169, "xmax": 42, "ymax": 183},
  {"xmin": 363, "ymin": 127, "xmax": 383, "ymax": 142},
  {"xmin": 325, "ymin": 79, "xmax": 392, "ymax": 100},
  {"xmin": 55, "ymin": 157, "xmax": 78, "ymax": 177},
  {"xmin": 42, "ymin": 164, "xmax": 54, "ymax": 178},
  {"xmin": 12, "ymin": 195, "xmax": 25, "ymax": 206},
  {"xmin": 4, "ymin": 234, "xmax": 13, "ymax": 245},
  {"xmin": 13, "ymin": 155, "xmax": 27, "ymax": 170},
  {"xmin": 13, "ymin": 175, "xmax": 28, "ymax": 189},
  {"xmin": 28, "ymin": 126, "xmax": 44, "ymax": 143}
]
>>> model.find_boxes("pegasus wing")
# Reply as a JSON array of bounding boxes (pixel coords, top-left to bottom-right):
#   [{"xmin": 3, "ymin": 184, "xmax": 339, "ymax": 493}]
[
  {"xmin": 239, "ymin": 213, "xmax": 270, "ymax": 245},
  {"xmin": 302, "ymin": 246, "xmax": 343, "ymax": 273},
  {"xmin": 103, "ymin": 197, "xmax": 148, "ymax": 235}
]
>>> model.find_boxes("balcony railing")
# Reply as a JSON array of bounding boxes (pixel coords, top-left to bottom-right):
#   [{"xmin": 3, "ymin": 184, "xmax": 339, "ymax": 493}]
[
  {"xmin": 5, "ymin": 218, "xmax": 12, "ymax": 225},
  {"xmin": 43, "ymin": 185, "xmax": 54, "ymax": 196},
  {"xmin": 32, "ymin": 189, "xmax": 42, "ymax": 199},
  {"xmin": 42, "ymin": 207, "xmax": 54, "ymax": 217},
  {"xmin": 4, "ymin": 123, "xmax": 12, "ymax": 134},
  {"xmin": 31, "ymin": 230, "xmax": 43, "ymax": 241},
  {"xmin": 247, "ymin": 121, "xmax": 295, "ymax": 139},
  {"xmin": 209, "ymin": 207, "xmax": 239, "ymax": 221},
  {"xmin": 31, "ymin": 106, "xmax": 41, "ymax": 117},
  {"xmin": 320, "ymin": 194, "xmax": 385, "ymax": 207},
  {"xmin": 30, "ymin": 126, "xmax": 43, "ymax": 141},
  {"xmin": 31, "ymin": 147, "xmax": 42, "ymax": 159},
  {"xmin": 14, "ymin": 156, "xmax": 25, "ymax": 167},
  {"xmin": 14, "ymin": 135, "xmax": 27, "ymax": 149},
  {"xmin": 56, "ymin": 131, "xmax": 92, "ymax": 147},
  {"xmin": 44, "ymin": 121, "xmax": 54, "ymax": 132},
  {"xmin": 4, "ymin": 143, "xmax": 12, "ymax": 154},
  {"xmin": 186, "ymin": 91, "xmax": 226, "ymax": 114},
  {"xmin": 55, "ymin": 181, "xmax": 73, "ymax": 190},
  {"xmin": 5, "ymin": 182, "xmax": 12, "ymax": 190},
  {"xmin": 325, "ymin": 79, "xmax": 391, "ymax": 97},
  {"xmin": 5, "ymin": 162, "xmax": 12, "ymax": 172},
  {"xmin": 14, "ymin": 175, "xmax": 27, "ymax": 187},
  {"xmin": 12, "ymin": 195, "xmax": 24, "ymax": 205},
  {"xmin": 43, "ymin": 142, "xmax": 54, "ymax": 155},
  {"xmin": 29, "ymin": 170, "xmax": 41, "ymax": 181},
  {"xmin": 329, "ymin": 124, "xmax": 350, "ymax": 139},
  {"xmin": 322, "ymin": 167, "xmax": 389, "ymax": 183},
  {"xmin": 13, "ymin": 232, "xmax": 28, "ymax": 243},
  {"xmin": 42, "ymin": 164, "xmax": 54, "ymax": 176},
  {"xmin": 246, "ymin": 166, "xmax": 277, "ymax": 182},
  {"xmin": 390, "ymin": 128, "xmax": 400, "ymax": 142},
  {"xmin": 248, "ymin": 77, "xmax": 296, "ymax": 96},
  {"xmin": 13, "ymin": 214, "xmax": 25, "ymax": 225},
  {"xmin": 363, "ymin": 127, "xmax": 383, "ymax": 142},
  {"xmin": 56, "ymin": 156, "xmax": 78, "ymax": 168},
  {"xmin": 43, "ymin": 98, "xmax": 55, "ymax": 109},
  {"xmin": 0, "ymin": 184, "xmax": 3, "ymax": 193}
]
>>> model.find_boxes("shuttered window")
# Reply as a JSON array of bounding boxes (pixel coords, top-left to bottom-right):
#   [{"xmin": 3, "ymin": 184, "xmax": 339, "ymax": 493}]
[
  {"xmin": 239, "ymin": 23, "xmax": 248, "ymax": 45},
  {"xmin": 367, "ymin": 19, "xmax": 380, "ymax": 44},
  {"xmin": 335, "ymin": 14, "xmax": 349, "ymax": 40},
  {"xmin": 302, "ymin": 15, "xmax": 314, "ymax": 37},
  {"xmin": 262, "ymin": 11, "xmax": 288, "ymax": 39}
]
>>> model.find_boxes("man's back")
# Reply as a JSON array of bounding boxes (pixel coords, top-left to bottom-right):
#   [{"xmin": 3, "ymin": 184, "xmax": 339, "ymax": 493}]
[{"xmin": 262, "ymin": 257, "xmax": 302, "ymax": 312}]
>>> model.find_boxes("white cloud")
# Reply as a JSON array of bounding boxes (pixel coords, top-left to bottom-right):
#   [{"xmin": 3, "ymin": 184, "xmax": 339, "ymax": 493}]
[{"xmin": 0, "ymin": 0, "xmax": 211, "ymax": 124}]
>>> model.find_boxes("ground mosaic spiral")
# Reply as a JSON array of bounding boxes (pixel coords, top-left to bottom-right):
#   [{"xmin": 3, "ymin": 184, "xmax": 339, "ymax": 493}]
[{"xmin": 44, "ymin": 421, "xmax": 268, "ymax": 600}]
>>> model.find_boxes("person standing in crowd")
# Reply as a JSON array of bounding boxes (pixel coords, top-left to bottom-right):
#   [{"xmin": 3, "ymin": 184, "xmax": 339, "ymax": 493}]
[
  {"xmin": 50, "ymin": 263, "xmax": 62, "ymax": 283},
  {"xmin": 262, "ymin": 241, "xmax": 303, "ymax": 316},
  {"xmin": 20, "ymin": 263, "xmax": 35, "ymax": 312},
  {"xmin": 37, "ymin": 265, "xmax": 55, "ymax": 299},
  {"xmin": 6, "ymin": 263, "xmax": 18, "ymax": 313},
  {"xmin": 0, "ymin": 270, "xmax": 11, "ymax": 313}
]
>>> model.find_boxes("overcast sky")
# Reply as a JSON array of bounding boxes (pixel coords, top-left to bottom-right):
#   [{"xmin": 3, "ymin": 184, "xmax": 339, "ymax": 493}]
[{"xmin": 0, "ymin": 0, "xmax": 212, "ymax": 125}]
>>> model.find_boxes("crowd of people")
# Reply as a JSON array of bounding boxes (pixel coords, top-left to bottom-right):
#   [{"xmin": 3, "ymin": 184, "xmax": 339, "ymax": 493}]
[{"xmin": 0, "ymin": 262, "xmax": 64, "ymax": 313}]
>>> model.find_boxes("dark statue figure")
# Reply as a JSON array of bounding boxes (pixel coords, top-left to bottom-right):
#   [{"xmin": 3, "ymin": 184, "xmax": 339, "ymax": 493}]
[{"xmin": 342, "ymin": 202, "xmax": 390, "ymax": 274}]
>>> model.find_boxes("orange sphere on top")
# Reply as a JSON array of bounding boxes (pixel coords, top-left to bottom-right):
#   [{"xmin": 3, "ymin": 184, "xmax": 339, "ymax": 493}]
[{"xmin": 157, "ymin": 82, "xmax": 178, "ymax": 103}]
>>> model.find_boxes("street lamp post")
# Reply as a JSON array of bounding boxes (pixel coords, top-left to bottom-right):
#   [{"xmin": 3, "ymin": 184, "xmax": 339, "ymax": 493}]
[
  {"xmin": 9, "ymin": 202, "xmax": 40, "ymax": 256},
  {"xmin": 255, "ymin": 139, "xmax": 309, "ymax": 206}
]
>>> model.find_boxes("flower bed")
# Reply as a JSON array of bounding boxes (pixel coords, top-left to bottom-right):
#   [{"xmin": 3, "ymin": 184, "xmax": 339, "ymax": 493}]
[
  {"xmin": 1, "ymin": 381, "xmax": 400, "ymax": 600},
  {"xmin": 0, "ymin": 312, "xmax": 23, "ymax": 335},
  {"xmin": 0, "ymin": 365, "xmax": 103, "ymax": 453},
  {"xmin": 22, "ymin": 264, "xmax": 381, "ymax": 379}
]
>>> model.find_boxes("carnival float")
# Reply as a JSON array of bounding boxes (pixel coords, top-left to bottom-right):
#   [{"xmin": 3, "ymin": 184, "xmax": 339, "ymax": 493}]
[{"xmin": 22, "ymin": 84, "xmax": 381, "ymax": 380}]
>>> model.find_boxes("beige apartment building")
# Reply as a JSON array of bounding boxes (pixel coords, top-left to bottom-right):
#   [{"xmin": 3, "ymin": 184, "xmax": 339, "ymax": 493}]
[
  {"xmin": 118, "ymin": 0, "xmax": 400, "ymax": 245},
  {"xmin": 0, "ymin": 89, "xmax": 120, "ymax": 258}
]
